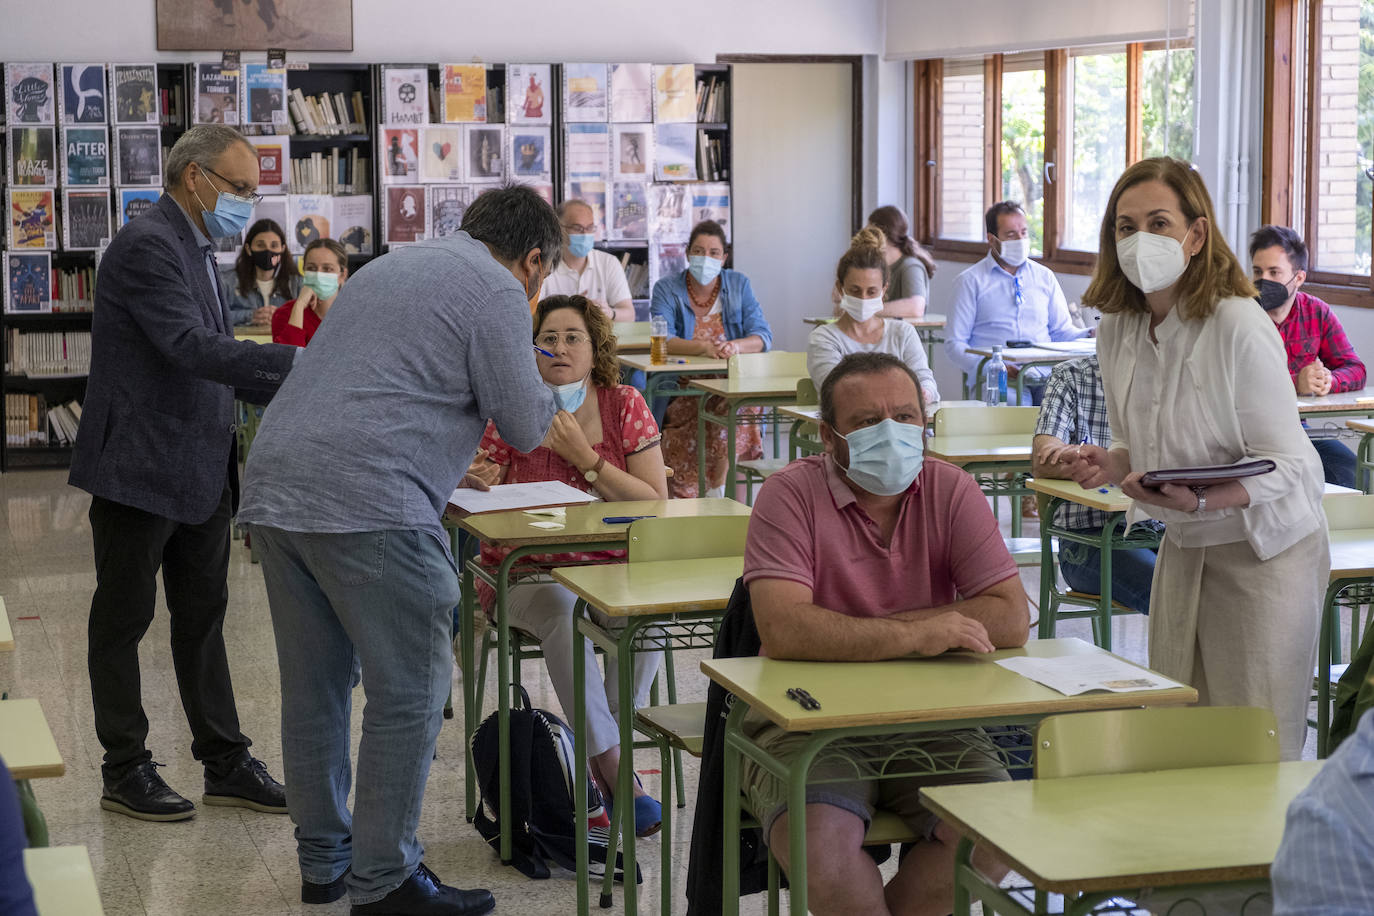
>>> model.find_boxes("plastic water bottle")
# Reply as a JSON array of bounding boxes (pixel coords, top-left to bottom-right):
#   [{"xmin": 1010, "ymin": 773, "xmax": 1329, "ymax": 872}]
[{"xmin": 983, "ymin": 346, "xmax": 1008, "ymax": 406}]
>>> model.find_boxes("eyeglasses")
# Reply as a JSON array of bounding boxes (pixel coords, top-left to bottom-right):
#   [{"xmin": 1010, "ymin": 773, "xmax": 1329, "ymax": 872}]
[
  {"xmin": 535, "ymin": 331, "xmax": 590, "ymax": 350},
  {"xmin": 562, "ymin": 222, "xmax": 595, "ymax": 234},
  {"xmin": 1012, "ymin": 274, "xmax": 1024, "ymax": 308},
  {"xmin": 199, "ymin": 164, "xmax": 264, "ymax": 205}
]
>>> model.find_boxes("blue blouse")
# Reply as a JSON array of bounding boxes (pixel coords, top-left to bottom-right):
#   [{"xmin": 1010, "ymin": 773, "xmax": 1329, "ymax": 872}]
[{"xmin": 650, "ymin": 269, "xmax": 773, "ymax": 350}]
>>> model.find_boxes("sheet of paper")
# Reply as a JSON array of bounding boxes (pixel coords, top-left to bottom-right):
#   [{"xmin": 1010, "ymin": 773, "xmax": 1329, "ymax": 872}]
[
  {"xmin": 1037, "ymin": 340, "xmax": 1098, "ymax": 354},
  {"xmin": 994, "ymin": 654, "xmax": 1183, "ymax": 696},
  {"xmin": 447, "ymin": 480, "xmax": 598, "ymax": 515}
]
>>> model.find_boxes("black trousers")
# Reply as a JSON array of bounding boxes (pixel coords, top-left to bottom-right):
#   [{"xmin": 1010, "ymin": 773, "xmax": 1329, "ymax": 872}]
[{"xmin": 87, "ymin": 485, "xmax": 249, "ymax": 780}]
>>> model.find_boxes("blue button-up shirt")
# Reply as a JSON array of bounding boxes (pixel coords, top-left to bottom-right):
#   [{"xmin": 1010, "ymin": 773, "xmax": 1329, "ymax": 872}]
[
  {"xmin": 170, "ymin": 196, "xmax": 229, "ymax": 333},
  {"xmin": 943, "ymin": 253, "xmax": 1087, "ymax": 379}
]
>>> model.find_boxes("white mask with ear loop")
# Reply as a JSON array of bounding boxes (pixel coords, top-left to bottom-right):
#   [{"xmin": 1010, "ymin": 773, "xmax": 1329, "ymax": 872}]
[{"xmin": 1116, "ymin": 230, "xmax": 1190, "ymax": 293}]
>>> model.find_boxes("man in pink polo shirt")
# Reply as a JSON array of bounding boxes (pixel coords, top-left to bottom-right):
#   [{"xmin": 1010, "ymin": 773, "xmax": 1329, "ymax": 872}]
[{"xmin": 742, "ymin": 352, "xmax": 1029, "ymax": 916}]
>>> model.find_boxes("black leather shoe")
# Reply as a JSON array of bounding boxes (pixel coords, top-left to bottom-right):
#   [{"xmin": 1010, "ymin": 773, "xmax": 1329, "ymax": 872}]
[
  {"xmin": 303, "ymin": 869, "xmax": 350, "ymax": 904},
  {"xmin": 350, "ymin": 863, "xmax": 495, "ymax": 916},
  {"xmin": 100, "ymin": 761, "xmax": 196, "ymax": 822},
  {"xmin": 203, "ymin": 756, "xmax": 288, "ymax": 814}
]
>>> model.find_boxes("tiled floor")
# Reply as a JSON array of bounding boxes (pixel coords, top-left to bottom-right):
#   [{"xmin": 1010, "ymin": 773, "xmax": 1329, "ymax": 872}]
[{"xmin": 0, "ymin": 469, "xmax": 1309, "ymax": 914}]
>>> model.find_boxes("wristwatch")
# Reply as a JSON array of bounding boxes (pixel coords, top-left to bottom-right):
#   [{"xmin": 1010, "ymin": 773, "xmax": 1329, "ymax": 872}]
[
  {"xmin": 1192, "ymin": 486, "xmax": 1208, "ymax": 513},
  {"xmin": 583, "ymin": 456, "xmax": 606, "ymax": 484}
]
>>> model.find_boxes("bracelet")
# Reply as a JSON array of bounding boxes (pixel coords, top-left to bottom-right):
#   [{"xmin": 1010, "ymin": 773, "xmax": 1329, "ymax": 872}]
[{"xmin": 1191, "ymin": 486, "xmax": 1208, "ymax": 513}]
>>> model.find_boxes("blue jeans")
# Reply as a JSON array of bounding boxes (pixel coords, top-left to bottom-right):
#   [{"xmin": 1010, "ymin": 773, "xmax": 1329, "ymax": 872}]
[
  {"xmin": 252, "ymin": 526, "xmax": 460, "ymax": 905},
  {"xmin": 1057, "ymin": 536, "xmax": 1158, "ymax": 615},
  {"xmin": 1311, "ymin": 437, "xmax": 1357, "ymax": 489}
]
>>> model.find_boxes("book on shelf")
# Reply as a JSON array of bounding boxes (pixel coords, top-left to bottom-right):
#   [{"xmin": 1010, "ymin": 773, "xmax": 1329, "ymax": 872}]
[
  {"xmin": 58, "ymin": 63, "xmax": 108, "ymax": 124},
  {"xmin": 289, "ymin": 148, "xmax": 371, "ymax": 196},
  {"xmin": 463, "ymin": 125, "xmax": 504, "ymax": 183},
  {"xmin": 53, "ymin": 264, "xmax": 97, "ymax": 310},
  {"xmin": 159, "ymin": 81, "xmax": 185, "ymax": 129},
  {"xmin": 380, "ymin": 66, "xmax": 429, "ymax": 126},
  {"xmin": 3, "ymin": 327, "xmax": 90, "ymax": 375},
  {"xmin": 383, "ymin": 185, "xmax": 427, "ymax": 247},
  {"xmin": 62, "ymin": 189, "xmax": 111, "ymax": 252},
  {"xmin": 691, "ymin": 182, "xmax": 731, "ymax": 241},
  {"xmin": 381, "ymin": 127, "xmax": 421, "ymax": 183},
  {"xmin": 441, "ymin": 64, "xmax": 488, "ymax": 123},
  {"xmin": 506, "ymin": 64, "xmax": 551, "ymax": 126},
  {"xmin": 286, "ymin": 194, "xmax": 332, "ymax": 252},
  {"xmin": 428, "ymin": 184, "xmax": 473, "ymax": 239},
  {"xmin": 286, "ymin": 88, "xmax": 366, "ymax": 136},
  {"xmin": 110, "ymin": 63, "xmax": 159, "ymax": 124},
  {"xmin": 609, "ymin": 182, "xmax": 648, "ymax": 241},
  {"xmin": 333, "ymin": 195, "xmax": 373, "ymax": 255},
  {"xmin": 5, "ymin": 63, "xmax": 57, "ymax": 125},
  {"xmin": 695, "ymin": 129, "xmax": 726, "ymax": 181},
  {"xmin": 507, "ymin": 125, "xmax": 551, "ymax": 184},
  {"xmin": 654, "ymin": 123, "xmax": 696, "ymax": 181},
  {"xmin": 608, "ymin": 63, "xmax": 652, "ymax": 123},
  {"xmin": 62, "ymin": 125, "xmax": 110, "ymax": 186},
  {"xmin": 3, "ymin": 394, "xmax": 83, "ymax": 448},
  {"xmin": 112, "ymin": 126, "xmax": 162, "ymax": 186},
  {"xmin": 247, "ymin": 135, "xmax": 290, "ymax": 193},
  {"xmin": 562, "ymin": 63, "xmax": 607, "ymax": 123},
  {"xmin": 8, "ymin": 190, "xmax": 58, "ymax": 250},
  {"xmin": 695, "ymin": 74, "xmax": 728, "ymax": 123},
  {"xmin": 620, "ymin": 253, "xmax": 649, "ymax": 299},
  {"xmin": 241, "ymin": 63, "xmax": 289, "ymax": 129},
  {"xmin": 421, "ymin": 125, "xmax": 464, "ymax": 182},
  {"xmin": 194, "ymin": 62, "xmax": 241, "ymax": 126},
  {"xmin": 116, "ymin": 189, "xmax": 161, "ymax": 228},
  {"xmin": 7, "ymin": 125, "xmax": 58, "ymax": 186},
  {"xmin": 653, "ymin": 65, "xmax": 696, "ymax": 123},
  {"xmin": 611, "ymin": 123, "xmax": 652, "ymax": 182},
  {"xmin": 6, "ymin": 252, "xmax": 53, "ymax": 313}
]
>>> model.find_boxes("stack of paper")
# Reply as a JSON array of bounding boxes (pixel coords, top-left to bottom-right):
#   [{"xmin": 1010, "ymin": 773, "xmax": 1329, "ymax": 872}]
[
  {"xmin": 447, "ymin": 480, "xmax": 599, "ymax": 516},
  {"xmin": 994, "ymin": 654, "xmax": 1182, "ymax": 695}
]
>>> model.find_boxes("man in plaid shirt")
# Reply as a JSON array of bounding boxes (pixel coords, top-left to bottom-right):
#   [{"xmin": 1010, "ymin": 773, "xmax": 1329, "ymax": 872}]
[
  {"xmin": 1250, "ymin": 225, "xmax": 1367, "ymax": 488},
  {"xmin": 1031, "ymin": 356, "xmax": 1159, "ymax": 614}
]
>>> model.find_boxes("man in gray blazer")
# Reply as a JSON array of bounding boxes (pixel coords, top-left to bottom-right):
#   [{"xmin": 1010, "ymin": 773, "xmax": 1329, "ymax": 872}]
[{"xmin": 70, "ymin": 125, "xmax": 298, "ymax": 823}]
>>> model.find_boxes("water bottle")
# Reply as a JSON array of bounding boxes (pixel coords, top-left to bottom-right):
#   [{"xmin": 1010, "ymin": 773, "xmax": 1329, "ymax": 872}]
[{"xmin": 983, "ymin": 346, "xmax": 1008, "ymax": 406}]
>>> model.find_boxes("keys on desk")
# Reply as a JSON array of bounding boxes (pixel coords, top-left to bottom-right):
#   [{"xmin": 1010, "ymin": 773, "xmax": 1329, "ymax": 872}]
[{"xmin": 786, "ymin": 687, "xmax": 821, "ymax": 710}]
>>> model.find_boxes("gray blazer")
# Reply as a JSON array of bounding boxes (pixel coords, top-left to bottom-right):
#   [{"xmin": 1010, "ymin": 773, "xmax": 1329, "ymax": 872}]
[{"xmin": 70, "ymin": 194, "xmax": 298, "ymax": 525}]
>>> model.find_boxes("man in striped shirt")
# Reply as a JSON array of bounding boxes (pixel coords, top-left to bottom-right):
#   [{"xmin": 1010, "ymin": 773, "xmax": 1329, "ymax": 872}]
[{"xmin": 1250, "ymin": 226, "xmax": 1367, "ymax": 488}]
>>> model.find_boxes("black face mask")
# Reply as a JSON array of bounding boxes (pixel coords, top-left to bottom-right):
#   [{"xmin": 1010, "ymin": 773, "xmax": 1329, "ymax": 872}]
[
  {"xmin": 250, "ymin": 248, "xmax": 281, "ymax": 272},
  {"xmin": 1254, "ymin": 277, "xmax": 1295, "ymax": 312}
]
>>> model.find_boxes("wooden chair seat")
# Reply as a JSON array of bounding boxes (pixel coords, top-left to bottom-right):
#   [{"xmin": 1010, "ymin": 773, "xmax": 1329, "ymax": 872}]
[
  {"xmin": 635, "ymin": 702, "xmax": 707, "ymax": 757},
  {"xmin": 1063, "ymin": 590, "xmax": 1133, "ymax": 613}
]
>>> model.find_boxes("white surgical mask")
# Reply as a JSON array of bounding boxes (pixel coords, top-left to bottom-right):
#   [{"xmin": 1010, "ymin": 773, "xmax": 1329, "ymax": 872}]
[
  {"xmin": 997, "ymin": 237, "xmax": 1029, "ymax": 267},
  {"xmin": 839, "ymin": 293, "xmax": 884, "ymax": 322},
  {"xmin": 548, "ymin": 376, "xmax": 588, "ymax": 413},
  {"xmin": 1116, "ymin": 230, "xmax": 1189, "ymax": 294}
]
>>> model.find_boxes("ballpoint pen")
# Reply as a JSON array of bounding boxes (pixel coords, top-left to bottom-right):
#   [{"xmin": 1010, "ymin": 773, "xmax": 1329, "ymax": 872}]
[
  {"xmin": 602, "ymin": 515, "xmax": 656, "ymax": 524},
  {"xmin": 533, "ymin": 344, "xmax": 556, "ymax": 358}
]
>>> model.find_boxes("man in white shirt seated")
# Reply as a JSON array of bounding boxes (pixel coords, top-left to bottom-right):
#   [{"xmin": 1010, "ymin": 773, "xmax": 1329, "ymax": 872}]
[
  {"xmin": 944, "ymin": 201, "xmax": 1088, "ymax": 404},
  {"xmin": 540, "ymin": 199, "xmax": 635, "ymax": 321}
]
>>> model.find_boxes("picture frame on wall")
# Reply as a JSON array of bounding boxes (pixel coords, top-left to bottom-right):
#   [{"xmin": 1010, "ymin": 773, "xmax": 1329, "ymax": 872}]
[{"xmin": 156, "ymin": 0, "xmax": 353, "ymax": 51}]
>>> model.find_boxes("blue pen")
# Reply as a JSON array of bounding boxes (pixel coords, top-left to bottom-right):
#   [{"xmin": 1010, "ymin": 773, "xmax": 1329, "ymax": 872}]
[
  {"xmin": 533, "ymin": 344, "xmax": 556, "ymax": 358},
  {"xmin": 602, "ymin": 515, "xmax": 656, "ymax": 524}
]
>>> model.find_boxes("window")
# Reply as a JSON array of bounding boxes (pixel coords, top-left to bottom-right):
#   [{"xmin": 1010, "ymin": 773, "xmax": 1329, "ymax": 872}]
[
  {"xmin": 940, "ymin": 60, "xmax": 986, "ymax": 241},
  {"xmin": 1002, "ymin": 55, "xmax": 1046, "ymax": 254},
  {"xmin": 1142, "ymin": 45, "xmax": 1196, "ymax": 160},
  {"xmin": 1065, "ymin": 50, "xmax": 1127, "ymax": 251}
]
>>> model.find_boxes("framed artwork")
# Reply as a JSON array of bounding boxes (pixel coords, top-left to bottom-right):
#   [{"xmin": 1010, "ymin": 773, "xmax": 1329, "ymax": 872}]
[{"xmin": 156, "ymin": 0, "xmax": 353, "ymax": 51}]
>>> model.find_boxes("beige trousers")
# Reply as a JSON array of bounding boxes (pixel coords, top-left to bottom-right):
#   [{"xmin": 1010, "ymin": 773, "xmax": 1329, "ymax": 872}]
[{"xmin": 1150, "ymin": 527, "xmax": 1329, "ymax": 761}]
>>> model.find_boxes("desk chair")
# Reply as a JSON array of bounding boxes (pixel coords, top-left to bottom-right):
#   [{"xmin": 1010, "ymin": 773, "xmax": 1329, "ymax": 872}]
[
  {"xmin": 737, "ymin": 378, "xmax": 817, "ymax": 504},
  {"xmin": 933, "ymin": 406, "xmax": 1038, "ymax": 535}
]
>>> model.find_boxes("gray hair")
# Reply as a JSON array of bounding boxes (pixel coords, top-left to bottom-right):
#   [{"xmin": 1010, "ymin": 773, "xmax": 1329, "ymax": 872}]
[
  {"xmin": 557, "ymin": 198, "xmax": 591, "ymax": 219},
  {"xmin": 164, "ymin": 124, "xmax": 254, "ymax": 190}
]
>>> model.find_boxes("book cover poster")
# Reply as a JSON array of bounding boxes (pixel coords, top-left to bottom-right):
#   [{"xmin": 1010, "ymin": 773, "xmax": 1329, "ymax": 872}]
[
  {"xmin": 63, "ymin": 189, "xmax": 112, "ymax": 250},
  {"xmin": 382, "ymin": 128, "xmax": 420, "ymax": 184},
  {"xmin": 506, "ymin": 64, "xmax": 551, "ymax": 126},
  {"xmin": 464, "ymin": 125, "xmax": 504, "ymax": 183},
  {"xmin": 650, "ymin": 241, "xmax": 688, "ymax": 291},
  {"xmin": 287, "ymin": 194, "xmax": 332, "ymax": 253},
  {"xmin": 242, "ymin": 64, "xmax": 287, "ymax": 127},
  {"xmin": 111, "ymin": 64, "xmax": 159, "ymax": 124},
  {"xmin": 428, "ymin": 185, "xmax": 472, "ymax": 239},
  {"xmin": 63, "ymin": 127, "xmax": 110, "ymax": 187},
  {"xmin": 564, "ymin": 122, "xmax": 610, "ymax": 182},
  {"xmin": 333, "ymin": 194, "xmax": 373, "ymax": 255},
  {"xmin": 250, "ymin": 195, "xmax": 288, "ymax": 234},
  {"xmin": 653, "ymin": 65, "xmax": 696, "ymax": 123},
  {"xmin": 6, "ymin": 63, "xmax": 55, "ymax": 124},
  {"xmin": 8, "ymin": 189, "xmax": 57, "ymax": 250},
  {"xmin": 610, "ymin": 182, "xmax": 648, "ymax": 241},
  {"xmin": 648, "ymin": 182, "xmax": 692, "ymax": 242},
  {"xmin": 442, "ymin": 65, "xmax": 487, "ymax": 123},
  {"xmin": 385, "ymin": 186, "xmax": 426, "ymax": 245},
  {"xmin": 692, "ymin": 182, "xmax": 732, "ymax": 242},
  {"xmin": 115, "ymin": 127, "xmax": 163, "ymax": 186},
  {"xmin": 508, "ymin": 126, "xmax": 550, "ymax": 183},
  {"xmin": 6, "ymin": 253, "xmax": 52, "ymax": 313},
  {"xmin": 655, "ymin": 123, "xmax": 697, "ymax": 181},
  {"xmin": 117, "ymin": 188, "xmax": 162, "ymax": 228},
  {"xmin": 611, "ymin": 124, "xmax": 652, "ymax": 181},
  {"xmin": 564, "ymin": 180, "xmax": 607, "ymax": 239},
  {"xmin": 247, "ymin": 135, "xmax": 290, "ymax": 194},
  {"xmin": 8, "ymin": 127, "xmax": 58, "ymax": 187},
  {"xmin": 60, "ymin": 64, "xmax": 108, "ymax": 123},
  {"xmin": 194, "ymin": 63, "xmax": 240, "ymax": 125},
  {"xmin": 421, "ymin": 126, "xmax": 464, "ymax": 183},
  {"xmin": 563, "ymin": 63, "xmax": 607, "ymax": 123},
  {"xmin": 609, "ymin": 64, "xmax": 652, "ymax": 123},
  {"xmin": 381, "ymin": 67, "xmax": 428, "ymax": 126}
]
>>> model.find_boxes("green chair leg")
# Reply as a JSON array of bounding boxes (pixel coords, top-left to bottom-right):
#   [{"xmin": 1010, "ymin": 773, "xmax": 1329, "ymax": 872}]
[
  {"xmin": 662, "ymin": 649, "xmax": 686, "ymax": 808},
  {"xmin": 18, "ymin": 779, "xmax": 48, "ymax": 847}
]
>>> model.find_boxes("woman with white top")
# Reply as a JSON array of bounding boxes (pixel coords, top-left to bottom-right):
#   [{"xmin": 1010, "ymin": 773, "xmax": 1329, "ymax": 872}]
[
  {"xmin": 1053, "ymin": 157, "xmax": 1327, "ymax": 760},
  {"xmin": 808, "ymin": 226, "xmax": 939, "ymax": 404}
]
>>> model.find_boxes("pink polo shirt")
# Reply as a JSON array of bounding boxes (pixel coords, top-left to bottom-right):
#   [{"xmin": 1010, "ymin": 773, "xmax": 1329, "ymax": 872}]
[{"xmin": 744, "ymin": 455, "xmax": 1017, "ymax": 623}]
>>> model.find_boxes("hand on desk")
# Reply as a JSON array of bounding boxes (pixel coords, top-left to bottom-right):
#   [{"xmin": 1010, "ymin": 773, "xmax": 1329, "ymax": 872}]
[
  {"xmin": 1044, "ymin": 442, "xmax": 1113, "ymax": 489},
  {"xmin": 910, "ymin": 611, "xmax": 995, "ymax": 656},
  {"xmin": 251, "ymin": 304, "xmax": 274, "ymax": 325},
  {"xmin": 1297, "ymin": 359, "xmax": 1333, "ymax": 397}
]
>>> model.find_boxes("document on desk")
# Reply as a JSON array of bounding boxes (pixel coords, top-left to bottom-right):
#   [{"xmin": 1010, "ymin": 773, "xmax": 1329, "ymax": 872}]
[
  {"xmin": 447, "ymin": 480, "xmax": 599, "ymax": 516},
  {"xmin": 1037, "ymin": 340, "xmax": 1098, "ymax": 354},
  {"xmin": 995, "ymin": 654, "xmax": 1184, "ymax": 695}
]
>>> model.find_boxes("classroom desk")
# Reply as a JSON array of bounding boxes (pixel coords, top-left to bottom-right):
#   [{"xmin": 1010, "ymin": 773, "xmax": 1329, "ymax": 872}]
[
  {"xmin": 23, "ymin": 846, "xmax": 105, "ymax": 915},
  {"xmin": 2, "ymin": 698, "xmax": 65, "ymax": 849},
  {"xmin": 1026, "ymin": 478, "xmax": 1161, "ymax": 651},
  {"xmin": 1295, "ymin": 386, "xmax": 1374, "ymax": 418},
  {"xmin": 966, "ymin": 342, "xmax": 1096, "ymax": 402},
  {"xmin": 456, "ymin": 497, "xmax": 750, "ymax": 863},
  {"xmin": 776, "ymin": 404, "xmax": 822, "ymax": 461},
  {"xmin": 231, "ymin": 325, "xmax": 273, "ymax": 344},
  {"xmin": 0, "ymin": 595, "xmax": 13, "ymax": 651},
  {"xmin": 616, "ymin": 353, "xmax": 729, "ymax": 416},
  {"xmin": 1350, "ymin": 418, "xmax": 1374, "ymax": 492},
  {"xmin": 688, "ymin": 375, "xmax": 807, "ymax": 497},
  {"xmin": 1316, "ymin": 521, "xmax": 1374, "ymax": 756},
  {"xmin": 705, "ymin": 637, "xmax": 1198, "ymax": 916},
  {"xmin": 555, "ymin": 556, "xmax": 744, "ymax": 916},
  {"xmin": 802, "ymin": 314, "xmax": 948, "ymax": 362},
  {"xmin": 925, "ymin": 433, "xmax": 1034, "ymax": 537},
  {"xmin": 613, "ymin": 323, "xmax": 652, "ymax": 353},
  {"xmin": 923, "ymin": 760, "xmax": 1322, "ymax": 916}
]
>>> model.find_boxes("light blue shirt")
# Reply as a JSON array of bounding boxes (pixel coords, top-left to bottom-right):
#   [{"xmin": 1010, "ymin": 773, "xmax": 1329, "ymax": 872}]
[
  {"xmin": 171, "ymin": 196, "xmax": 230, "ymax": 332},
  {"xmin": 1272, "ymin": 708, "xmax": 1374, "ymax": 914},
  {"xmin": 650, "ymin": 268, "xmax": 773, "ymax": 350},
  {"xmin": 943, "ymin": 252, "xmax": 1086, "ymax": 379}
]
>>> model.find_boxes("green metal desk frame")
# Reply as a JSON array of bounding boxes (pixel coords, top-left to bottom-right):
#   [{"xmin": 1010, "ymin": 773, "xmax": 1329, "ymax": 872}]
[
  {"xmin": 1316, "ymin": 577, "xmax": 1374, "ymax": 757},
  {"xmin": 696, "ymin": 397, "xmax": 796, "ymax": 498}
]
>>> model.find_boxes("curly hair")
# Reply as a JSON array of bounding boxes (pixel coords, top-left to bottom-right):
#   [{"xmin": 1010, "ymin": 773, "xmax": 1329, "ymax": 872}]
[
  {"xmin": 836, "ymin": 225, "xmax": 890, "ymax": 288},
  {"xmin": 533, "ymin": 295, "xmax": 621, "ymax": 390}
]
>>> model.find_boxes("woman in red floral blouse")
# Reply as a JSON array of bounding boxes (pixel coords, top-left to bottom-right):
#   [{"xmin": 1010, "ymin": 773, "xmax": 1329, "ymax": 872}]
[{"xmin": 469, "ymin": 294, "xmax": 669, "ymax": 835}]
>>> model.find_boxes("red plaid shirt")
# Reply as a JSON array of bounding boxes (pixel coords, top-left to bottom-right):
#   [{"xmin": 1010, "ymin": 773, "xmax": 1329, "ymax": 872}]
[{"xmin": 1275, "ymin": 292, "xmax": 1367, "ymax": 393}]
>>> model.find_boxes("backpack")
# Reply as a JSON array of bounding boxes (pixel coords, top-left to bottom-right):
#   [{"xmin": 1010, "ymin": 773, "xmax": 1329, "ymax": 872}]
[{"xmin": 470, "ymin": 685, "xmax": 640, "ymax": 885}]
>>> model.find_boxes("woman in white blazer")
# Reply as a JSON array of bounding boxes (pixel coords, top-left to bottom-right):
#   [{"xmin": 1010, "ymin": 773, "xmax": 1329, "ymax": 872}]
[{"xmin": 1052, "ymin": 157, "xmax": 1327, "ymax": 760}]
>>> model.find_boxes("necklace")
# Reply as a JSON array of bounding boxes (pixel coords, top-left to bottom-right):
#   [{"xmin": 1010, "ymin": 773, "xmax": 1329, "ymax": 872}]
[{"xmin": 687, "ymin": 276, "xmax": 720, "ymax": 311}]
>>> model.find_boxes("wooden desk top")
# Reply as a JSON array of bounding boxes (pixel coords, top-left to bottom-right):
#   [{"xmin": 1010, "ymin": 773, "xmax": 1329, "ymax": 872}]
[
  {"xmin": 24, "ymin": 845, "xmax": 106, "ymax": 915},
  {"xmin": 701, "ymin": 637, "xmax": 1197, "ymax": 732},
  {"xmin": 777, "ymin": 404, "xmax": 821, "ymax": 423},
  {"xmin": 688, "ymin": 375, "xmax": 807, "ymax": 399},
  {"xmin": 1347, "ymin": 418, "xmax": 1374, "ymax": 434},
  {"xmin": 613, "ymin": 322, "xmax": 652, "ymax": 352},
  {"xmin": 1329, "ymin": 530, "xmax": 1374, "ymax": 579},
  {"xmin": 1297, "ymin": 387, "xmax": 1374, "ymax": 414},
  {"xmin": 0, "ymin": 698, "xmax": 65, "ymax": 779},
  {"xmin": 925, "ymin": 434, "xmax": 1033, "ymax": 464},
  {"xmin": 1027, "ymin": 477, "xmax": 1133, "ymax": 514},
  {"xmin": 232, "ymin": 325, "xmax": 273, "ymax": 344},
  {"xmin": 803, "ymin": 314, "xmax": 947, "ymax": 329},
  {"xmin": 458, "ymin": 497, "xmax": 750, "ymax": 548},
  {"xmin": 0, "ymin": 596, "xmax": 13, "ymax": 651},
  {"xmin": 617, "ymin": 353, "xmax": 729, "ymax": 374},
  {"xmin": 922, "ymin": 760, "xmax": 1321, "ymax": 895},
  {"xmin": 552, "ymin": 556, "xmax": 743, "ymax": 617}
]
